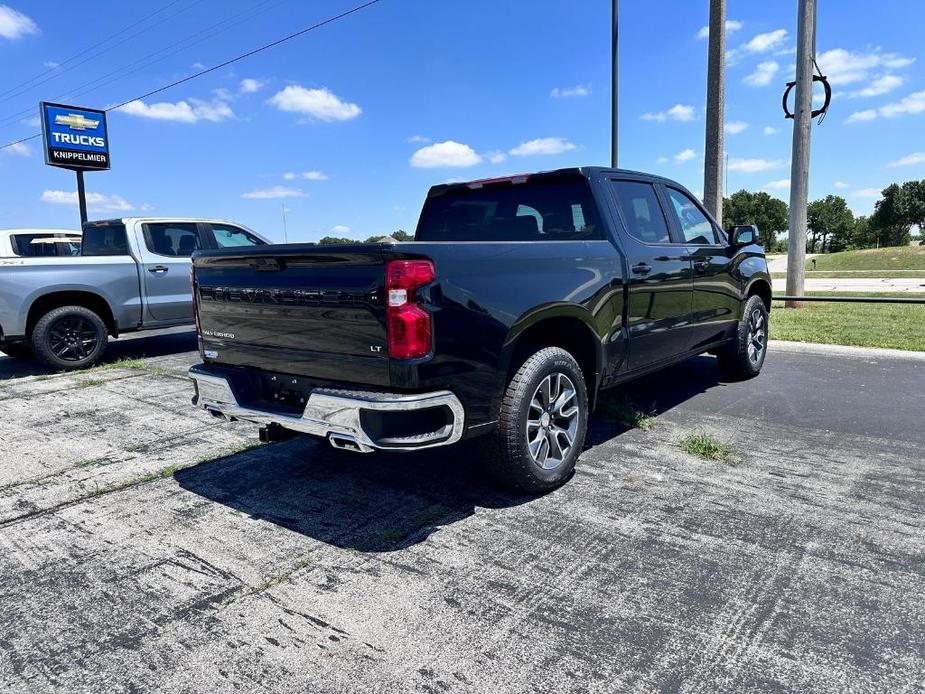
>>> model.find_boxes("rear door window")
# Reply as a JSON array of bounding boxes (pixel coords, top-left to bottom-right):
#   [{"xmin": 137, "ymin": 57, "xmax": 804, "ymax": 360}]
[
  {"xmin": 609, "ymin": 181, "xmax": 672, "ymax": 244},
  {"xmin": 144, "ymin": 222, "xmax": 202, "ymax": 257},
  {"xmin": 416, "ymin": 178, "xmax": 602, "ymax": 241},
  {"xmin": 81, "ymin": 223, "xmax": 129, "ymax": 256}
]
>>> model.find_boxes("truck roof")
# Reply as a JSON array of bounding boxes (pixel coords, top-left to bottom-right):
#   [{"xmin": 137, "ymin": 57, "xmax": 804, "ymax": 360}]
[
  {"xmin": 85, "ymin": 217, "xmax": 254, "ymax": 225},
  {"xmin": 428, "ymin": 166, "xmax": 681, "ymax": 196}
]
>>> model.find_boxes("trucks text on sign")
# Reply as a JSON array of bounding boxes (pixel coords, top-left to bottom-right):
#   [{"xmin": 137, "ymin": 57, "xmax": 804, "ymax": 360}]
[{"xmin": 40, "ymin": 102, "xmax": 110, "ymax": 171}]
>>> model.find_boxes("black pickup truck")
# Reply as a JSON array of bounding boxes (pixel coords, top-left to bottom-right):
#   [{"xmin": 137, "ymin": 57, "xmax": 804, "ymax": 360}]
[{"xmin": 189, "ymin": 167, "xmax": 771, "ymax": 491}]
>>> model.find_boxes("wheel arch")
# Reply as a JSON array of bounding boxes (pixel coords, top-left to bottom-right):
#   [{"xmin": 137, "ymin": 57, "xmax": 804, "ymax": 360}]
[
  {"xmin": 26, "ymin": 291, "xmax": 117, "ymax": 336},
  {"xmin": 746, "ymin": 278, "xmax": 772, "ymax": 311},
  {"xmin": 499, "ymin": 306, "xmax": 604, "ymax": 411}
]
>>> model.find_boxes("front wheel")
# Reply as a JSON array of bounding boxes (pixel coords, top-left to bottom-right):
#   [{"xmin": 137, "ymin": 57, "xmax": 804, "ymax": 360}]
[
  {"xmin": 716, "ymin": 295, "xmax": 769, "ymax": 380},
  {"xmin": 31, "ymin": 305, "xmax": 109, "ymax": 371},
  {"xmin": 487, "ymin": 346, "xmax": 589, "ymax": 493}
]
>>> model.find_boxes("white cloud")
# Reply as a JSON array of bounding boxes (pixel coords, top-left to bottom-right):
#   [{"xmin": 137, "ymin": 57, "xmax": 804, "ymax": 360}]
[
  {"xmin": 674, "ymin": 148, "xmax": 696, "ymax": 163},
  {"xmin": 41, "ymin": 190, "xmax": 135, "ymax": 212},
  {"xmin": 727, "ymin": 29, "xmax": 788, "ymax": 64},
  {"xmin": 641, "ymin": 104, "xmax": 696, "ymax": 122},
  {"xmin": 744, "ymin": 60, "xmax": 779, "ymax": 87},
  {"xmin": 0, "ymin": 5, "xmax": 38, "ymax": 39},
  {"xmin": 725, "ymin": 120, "xmax": 749, "ymax": 135},
  {"xmin": 763, "ymin": 179, "xmax": 790, "ymax": 190},
  {"xmin": 118, "ymin": 98, "xmax": 233, "ymax": 123},
  {"xmin": 852, "ymin": 188, "xmax": 882, "ymax": 199},
  {"xmin": 283, "ymin": 170, "xmax": 328, "ymax": 180},
  {"xmin": 268, "ymin": 85, "xmax": 361, "ymax": 122},
  {"xmin": 407, "ymin": 135, "xmax": 431, "ymax": 144},
  {"xmin": 727, "ymin": 158, "xmax": 785, "ymax": 173},
  {"xmin": 241, "ymin": 186, "xmax": 307, "ymax": 199},
  {"xmin": 744, "ymin": 29, "xmax": 788, "ymax": 53},
  {"xmin": 43, "ymin": 60, "xmax": 58, "ymax": 69},
  {"xmin": 410, "ymin": 140, "xmax": 482, "ymax": 168},
  {"xmin": 239, "ymin": 78, "xmax": 265, "ymax": 94},
  {"xmin": 486, "ymin": 150, "xmax": 507, "ymax": 164},
  {"xmin": 697, "ymin": 19, "xmax": 743, "ymax": 40},
  {"xmin": 846, "ymin": 108, "xmax": 877, "ymax": 123},
  {"xmin": 330, "ymin": 225, "xmax": 351, "ymax": 234},
  {"xmin": 816, "ymin": 48, "xmax": 914, "ymax": 86},
  {"xmin": 550, "ymin": 84, "xmax": 590, "ymax": 98},
  {"xmin": 2, "ymin": 141, "xmax": 30, "ymax": 156},
  {"xmin": 846, "ymin": 90, "xmax": 925, "ymax": 123},
  {"xmin": 509, "ymin": 137, "xmax": 576, "ymax": 156},
  {"xmin": 887, "ymin": 152, "xmax": 925, "ymax": 168},
  {"xmin": 848, "ymin": 74, "xmax": 903, "ymax": 98},
  {"xmin": 834, "ymin": 181, "xmax": 850, "ymax": 189},
  {"xmin": 763, "ymin": 126, "xmax": 779, "ymax": 135}
]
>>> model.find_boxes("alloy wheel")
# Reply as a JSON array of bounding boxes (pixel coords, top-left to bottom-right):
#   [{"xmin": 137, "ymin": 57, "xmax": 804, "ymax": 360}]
[
  {"xmin": 48, "ymin": 316, "xmax": 100, "ymax": 362},
  {"xmin": 526, "ymin": 372, "xmax": 580, "ymax": 470}
]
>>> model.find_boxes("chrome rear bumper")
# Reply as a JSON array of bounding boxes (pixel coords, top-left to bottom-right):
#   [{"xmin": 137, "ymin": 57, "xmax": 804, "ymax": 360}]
[{"xmin": 189, "ymin": 366, "xmax": 465, "ymax": 453}]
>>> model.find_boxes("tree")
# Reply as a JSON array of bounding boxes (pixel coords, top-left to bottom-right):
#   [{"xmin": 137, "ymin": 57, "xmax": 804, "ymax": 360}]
[
  {"xmin": 897, "ymin": 180, "xmax": 925, "ymax": 231},
  {"xmin": 807, "ymin": 195, "xmax": 854, "ymax": 253},
  {"xmin": 723, "ymin": 190, "xmax": 789, "ymax": 251},
  {"xmin": 318, "ymin": 236, "xmax": 359, "ymax": 245},
  {"xmin": 869, "ymin": 184, "xmax": 912, "ymax": 247},
  {"xmin": 392, "ymin": 229, "xmax": 413, "ymax": 241}
]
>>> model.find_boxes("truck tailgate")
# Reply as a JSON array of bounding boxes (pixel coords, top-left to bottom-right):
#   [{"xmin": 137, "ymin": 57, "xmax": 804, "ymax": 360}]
[{"xmin": 193, "ymin": 246, "xmax": 390, "ymax": 387}]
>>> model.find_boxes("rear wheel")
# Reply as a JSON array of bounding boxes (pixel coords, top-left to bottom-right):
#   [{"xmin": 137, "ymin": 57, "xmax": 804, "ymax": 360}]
[
  {"xmin": 486, "ymin": 346, "xmax": 588, "ymax": 493},
  {"xmin": 31, "ymin": 306, "xmax": 109, "ymax": 371},
  {"xmin": 716, "ymin": 295, "xmax": 769, "ymax": 380}
]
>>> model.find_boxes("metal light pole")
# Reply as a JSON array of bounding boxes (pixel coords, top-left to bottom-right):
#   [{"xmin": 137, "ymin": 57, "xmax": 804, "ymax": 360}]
[
  {"xmin": 75, "ymin": 170, "xmax": 88, "ymax": 225},
  {"xmin": 611, "ymin": 0, "xmax": 618, "ymax": 168},
  {"xmin": 703, "ymin": 0, "xmax": 726, "ymax": 225},
  {"xmin": 786, "ymin": 0, "xmax": 817, "ymax": 308}
]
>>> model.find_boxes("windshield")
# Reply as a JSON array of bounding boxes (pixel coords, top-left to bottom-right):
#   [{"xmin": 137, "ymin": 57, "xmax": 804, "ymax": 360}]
[{"xmin": 416, "ymin": 177, "xmax": 602, "ymax": 242}]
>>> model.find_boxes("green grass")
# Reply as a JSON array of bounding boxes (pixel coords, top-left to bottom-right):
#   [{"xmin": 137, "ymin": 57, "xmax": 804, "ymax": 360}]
[
  {"xmin": 807, "ymin": 246, "xmax": 925, "ymax": 272},
  {"xmin": 679, "ymin": 434, "xmax": 740, "ymax": 465},
  {"xmin": 76, "ymin": 377, "xmax": 106, "ymax": 388},
  {"xmin": 600, "ymin": 396, "xmax": 657, "ymax": 430},
  {"xmin": 771, "ymin": 292, "xmax": 925, "ymax": 351},
  {"xmin": 96, "ymin": 357, "xmax": 147, "ymax": 371}
]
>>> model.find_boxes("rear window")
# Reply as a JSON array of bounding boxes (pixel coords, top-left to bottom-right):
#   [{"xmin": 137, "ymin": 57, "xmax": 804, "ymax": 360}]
[
  {"xmin": 81, "ymin": 223, "xmax": 129, "ymax": 256},
  {"xmin": 416, "ymin": 178, "xmax": 603, "ymax": 242},
  {"xmin": 10, "ymin": 233, "xmax": 75, "ymax": 257}
]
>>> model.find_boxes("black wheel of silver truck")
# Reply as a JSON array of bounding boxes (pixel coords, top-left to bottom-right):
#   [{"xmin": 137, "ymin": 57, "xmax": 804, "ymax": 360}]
[
  {"xmin": 31, "ymin": 306, "xmax": 108, "ymax": 371},
  {"xmin": 716, "ymin": 295, "xmax": 769, "ymax": 380},
  {"xmin": 488, "ymin": 347, "xmax": 589, "ymax": 493}
]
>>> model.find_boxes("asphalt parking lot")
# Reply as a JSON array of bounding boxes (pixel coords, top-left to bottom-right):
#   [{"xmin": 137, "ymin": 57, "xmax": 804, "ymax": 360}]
[{"xmin": 0, "ymin": 330, "xmax": 923, "ymax": 693}]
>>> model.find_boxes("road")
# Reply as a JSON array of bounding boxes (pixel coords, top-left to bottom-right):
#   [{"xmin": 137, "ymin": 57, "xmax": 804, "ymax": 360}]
[
  {"xmin": 772, "ymin": 276, "xmax": 925, "ymax": 293},
  {"xmin": 0, "ymin": 331, "xmax": 923, "ymax": 693}
]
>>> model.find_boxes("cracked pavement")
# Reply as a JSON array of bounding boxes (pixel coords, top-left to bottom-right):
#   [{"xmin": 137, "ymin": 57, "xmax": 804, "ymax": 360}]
[{"xmin": 0, "ymin": 329, "xmax": 922, "ymax": 693}]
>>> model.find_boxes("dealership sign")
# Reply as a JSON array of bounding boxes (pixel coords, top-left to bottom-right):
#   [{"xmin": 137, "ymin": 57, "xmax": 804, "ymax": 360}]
[{"xmin": 40, "ymin": 102, "xmax": 110, "ymax": 171}]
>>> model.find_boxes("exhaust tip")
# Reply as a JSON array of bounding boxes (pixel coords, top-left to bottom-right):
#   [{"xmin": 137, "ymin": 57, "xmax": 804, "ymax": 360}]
[{"xmin": 328, "ymin": 434, "xmax": 372, "ymax": 453}]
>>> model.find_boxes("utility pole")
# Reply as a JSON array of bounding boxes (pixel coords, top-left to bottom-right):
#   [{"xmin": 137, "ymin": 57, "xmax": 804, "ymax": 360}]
[
  {"xmin": 786, "ymin": 0, "xmax": 816, "ymax": 308},
  {"xmin": 611, "ymin": 0, "xmax": 618, "ymax": 168},
  {"xmin": 703, "ymin": 0, "xmax": 726, "ymax": 226},
  {"xmin": 281, "ymin": 203, "xmax": 288, "ymax": 243}
]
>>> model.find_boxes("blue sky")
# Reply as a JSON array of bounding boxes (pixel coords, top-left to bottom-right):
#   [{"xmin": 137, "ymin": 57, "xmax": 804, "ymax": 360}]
[{"xmin": 1, "ymin": 0, "xmax": 923, "ymax": 241}]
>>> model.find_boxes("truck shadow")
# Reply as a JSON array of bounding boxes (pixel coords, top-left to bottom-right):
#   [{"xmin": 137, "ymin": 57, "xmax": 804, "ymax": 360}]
[
  {"xmin": 0, "ymin": 329, "xmax": 197, "ymax": 381},
  {"xmin": 175, "ymin": 355, "xmax": 732, "ymax": 553}
]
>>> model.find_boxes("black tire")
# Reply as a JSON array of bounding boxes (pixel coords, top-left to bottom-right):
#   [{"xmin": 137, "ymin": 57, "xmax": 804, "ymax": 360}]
[
  {"xmin": 31, "ymin": 305, "xmax": 109, "ymax": 371},
  {"xmin": 716, "ymin": 295, "xmax": 769, "ymax": 380},
  {"xmin": 0, "ymin": 343, "xmax": 33, "ymax": 360},
  {"xmin": 485, "ymin": 346, "xmax": 589, "ymax": 493}
]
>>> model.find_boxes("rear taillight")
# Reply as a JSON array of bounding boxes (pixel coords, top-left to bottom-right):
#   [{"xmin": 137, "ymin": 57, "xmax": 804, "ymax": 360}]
[
  {"xmin": 190, "ymin": 265, "xmax": 201, "ymax": 336},
  {"xmin": 386, "ymin": 259, "xmax": 435, "ymax": 359}
]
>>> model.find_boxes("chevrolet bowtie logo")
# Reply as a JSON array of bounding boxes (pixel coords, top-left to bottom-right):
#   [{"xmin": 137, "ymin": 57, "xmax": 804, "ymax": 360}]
[{"xmin": 54, "ymin": 113, "xmax": 99, "ymax": 131}]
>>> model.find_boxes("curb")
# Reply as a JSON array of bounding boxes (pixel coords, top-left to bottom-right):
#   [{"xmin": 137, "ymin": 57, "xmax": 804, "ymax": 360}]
[{"xmin": 769, "ymin": 340, "xmax": 925, "ymax": 362}]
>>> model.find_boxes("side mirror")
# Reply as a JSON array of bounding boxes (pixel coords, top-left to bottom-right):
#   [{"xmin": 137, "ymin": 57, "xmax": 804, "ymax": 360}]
[{"xmin": 728, "ymin": 224, "xmax": 759, "ymax": 246}]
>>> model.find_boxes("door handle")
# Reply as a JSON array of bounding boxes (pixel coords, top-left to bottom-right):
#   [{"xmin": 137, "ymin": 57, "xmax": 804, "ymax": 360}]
[
  {"xmin": 631, "ymin": 263, "xmax": 652, "ymax": 275},
  {"xmin": 148, "ymin": 265, "xmax": 169, "ymax": 274},
  {"xmin": 693, "ymin": 260, "xmax": 709, "ymax": 272}
]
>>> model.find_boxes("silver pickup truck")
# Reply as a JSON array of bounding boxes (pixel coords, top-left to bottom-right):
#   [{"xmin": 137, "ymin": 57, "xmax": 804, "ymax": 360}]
[{"xmin": 0, "ymin": 217, "xmax": 269, "ymax": 370}]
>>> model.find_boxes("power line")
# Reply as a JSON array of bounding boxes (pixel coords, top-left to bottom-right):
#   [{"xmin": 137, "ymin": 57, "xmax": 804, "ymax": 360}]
[
  {"xmin": 0, "ymin": 0, "xmax": 208, "ymax": 107},
  {"xmin": 0, "ymin": 0, "xmax": 286, "ymax": 130},
  {"xmin": 0, "ymin": 0, "xmax": 188, "ymax": 100},
  {"xmin": 0, "ymin": 0, "xmax": 383, "ymax": 153}
]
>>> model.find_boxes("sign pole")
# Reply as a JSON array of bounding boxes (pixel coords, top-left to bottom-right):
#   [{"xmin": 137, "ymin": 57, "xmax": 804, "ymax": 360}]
[
  {"xmin": 75, "ymin": 170, "xmax": 88, "ymax": 225},
  {"xmin": 610, "ymin": 0, "xmax": 618, "ymax": 168}
]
